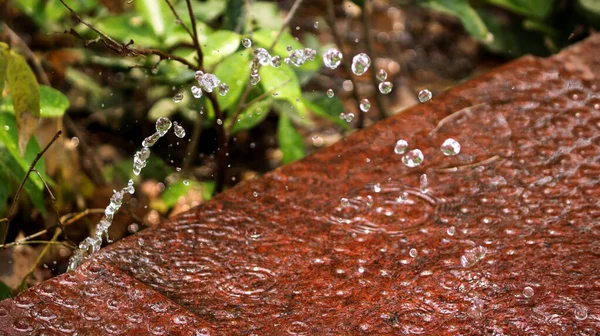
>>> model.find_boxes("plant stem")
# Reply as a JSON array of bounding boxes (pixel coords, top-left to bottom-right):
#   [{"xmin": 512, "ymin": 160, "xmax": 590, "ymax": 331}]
[
  {"xmin": 0, "ymin": 131, "xmax": 62, "ymax": 245},
  {"xmin": 361, "ymin": 0, "xmax": 387, "ymax": 119},
  {"xmin": 185, "ymin": 0, "xmax": 203, "ymax": 68},
  {"xmin": 325, "ymin": 0, "xmax": 364, "ymax": 129},
  {"xmin": 182, "ymin": 110, "xmax": 205, "ymax": 174}
]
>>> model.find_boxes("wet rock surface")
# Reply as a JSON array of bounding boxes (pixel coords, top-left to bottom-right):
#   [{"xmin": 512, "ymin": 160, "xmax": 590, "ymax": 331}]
[{"xmin": 2, "ymin": 35, "xmax": 600, "ymax": 335}]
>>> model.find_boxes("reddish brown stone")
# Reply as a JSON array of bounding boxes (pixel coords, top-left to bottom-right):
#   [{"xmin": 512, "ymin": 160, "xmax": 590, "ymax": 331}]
[{"xmin": 2, "ymin": 34, "xmax": 600, "ymax": 335}]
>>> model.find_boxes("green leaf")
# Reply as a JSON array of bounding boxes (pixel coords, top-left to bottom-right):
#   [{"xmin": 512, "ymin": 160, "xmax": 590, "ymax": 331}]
[
  {"xmin": 96, "ymin": 15, "xmax": 161, "ymax": 48},
  {"xmin": 224, "ymin": 0, "xmax": 245, "ymax": 31},
  {"xmin": 134, "ymin": 0, "xmax": 169, "ymax": 38},
  {"xmin": 229, "ymin": 99, "xmax": 272, "ymax": 134},
  {"xmin": 277, "ymin": 114, "xmax": 305, "ymax": 164},
  {"xmin": 176, "ymin": 0, "xmax": 226, "ymax": 24},
  {"xmin": 576, "ymin": 0, "xmax": 600, "ymax": 28},
  {"xmin": 214, "ymin": 50, "xmax": 252, "ymax": 111},
  {"xmin": 478, "ymin": 10, "xmax": 548, "ymax": 57},
  {"xmin": 0, "ymin": 280, "xmax": 11, "ymax": 300},
  {"xmin": 201, "ymin": 31, "xmax": 241, "ymax": 69},
  {"xmin": 162, "ymin": 179, "xmax": 214, "ymax": 207},
  {"xmin": 251, "ymin": 2, "xmax": 284, "ymax": 30},
  {"xmin": 252, "ymin": 29, "xmax": 303, "ymax": 60},
  {"xmin": 39, "ymin": 86, "xmax": 69, "ymax": 117},
  {"xmin": 486, "ymin": 0, "xmax": 553, "ymax": 19},
  {"xmin": 259, "ymin": 64, "xmax": 305, "ymax": 116},
  {"xmin": 303, "ymin": 92, "xmax": 349, "ymax": 130},
  {"xmin": 419, "ymin": 0, "xmax": 491, "ymax": 43},
  {"xmin": 0, "ymin": 113, "xmax": 46, "ymax": 213},
  {"xmin": 6, "ymin": 51, "xmax": 40, "ymax": 155}
]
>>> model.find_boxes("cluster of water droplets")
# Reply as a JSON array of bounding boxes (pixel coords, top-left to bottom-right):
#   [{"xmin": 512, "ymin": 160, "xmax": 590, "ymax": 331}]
[
  {"xmin": 68, "ymin": 117, "xmax": 186, "ymax": 271},
  {"xmin": 376, "ymin": 69, "xmax": 393, "ymax": 95},
  {"xmin": 393, "ymin": 137, "xmax": 461, "ymax": 168},
  {"xmin": 285, "ymin": 46, "xmax": 317, "ymax": 67}
]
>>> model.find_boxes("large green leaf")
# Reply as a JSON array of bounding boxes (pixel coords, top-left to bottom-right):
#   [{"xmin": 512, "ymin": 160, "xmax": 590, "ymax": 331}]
[
  {"xmin": 134, "ymin": 0, "xmax": 169, "ymax": 38},
  {"xmin": 6, "ymin": 51, "xmax": 40, "ymax": 155},
  {"xmin": 259, "ymin": 64, "xmax": 305, "ymax": 116},
  {"xmin": 162, "ymin": 179, "xmax": 214, "ymax": 208},
  {"xmin": 0, "ymin": 280, "xmax": 11, "ymax": 300},
  {"xmin": 229, "ymin": 99, "xmax": 272, "ymax": 134},
  {"xmin": 419, "ymin": 0, "xmax": 491, "ymax": 43},
  {"xmin": 486, "ymin": 0, "xmax": 553, "ymax": 19},
  {"xmin": 214, "ymin": 50, "xmax": 252, "ymax": 111},
  {"xmin": 277, "ymin": 114, "xmax": 305, "ymax": 164},
  {"xmin": 39, "ymin": 86, "xmax": 69, "ymax": 117},
  {"xmin": 201, "ymin": 31, "xmax": 241, "ymax": 69},
  {"xmin": 303, "ymin": 92, "xmax": 349, "ymax": 130}
]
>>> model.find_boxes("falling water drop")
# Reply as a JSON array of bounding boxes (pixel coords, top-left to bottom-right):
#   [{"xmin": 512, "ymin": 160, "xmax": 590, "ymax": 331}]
[
  {"xmin": 418, "ymin": 89, "xmax": 432, "ymax": 103},
  {"xmin": 314, "ymin": 21, "xmax": 319, "ymax": 29},
  {"xmin": 376, "ymin": 69, "xmax": 387, "ymax": 81},
  {"xmin": 250, "ymin": 75, "xmax": 261, "ymax": 86},
  {"xmin": 156, "ymin": 117, "xmax": 172, "ymax": 136},
  {"xmin": 394, "ymin": 139, "xmax": 408, "ymax": 155},
  {"xmin": 198, "ymin": 73, "xmax": 220, "ymax": 93},
  {"xmin": 271, "ymin": 55, "xmax": 282, "ymax": 68},
  {"xmin": 254, "ymin": 48, "xmax": 272, "ymax": 66},
  {"xmin": 173, "ymin": 122, "xmax": 186, "ymax": 138},
  {"xmin": 341, "ymin": 198, "xmax": 350, "ymax": 207},
  {"xmin": 447, "ymin": 226, "xmax": 456, "ymax": 236},
  {"xmin": 326, "ymin": 89, "xmax": 335, "ymax": 98},
  {"xmin": 191, "ymin": 85, "xmax": 203, "ymax": 99},
  {"xmin": 441, "ymin": 138, "xmax": 461, "ymax": 156},
  {"xmin": 378, "ymin": 81, "xmax": 393, "ymax": 94},
  {"xmin": 323, "ymin": 48, "xmax": 343, "ymax": 69},
  {"xmin": 402, "ymin": 149, "xmax": 424, "ymax": 167},
  {"xmin": 242, "ymin": 38, "xmax": 252, "ymax": 48},
  {"xmin": 183, "ymin": 180, "xmax": 189, "ymax": 186},
  {"xmin": 173, "ymin": 93, "xmax": 184, "ymax": 103},
  {"xmin": 142, "ymin": 132, "xmax": 160, "ymax": 148},
  {"xmin": 351, "ymin": 53, "xmax": 371, "ymax": 75},
  {"xmin": 312, "ymin": 135, "xmax": 324, "ymax": 147},
  {"xmin": 420, "ymin": 174, "xmax": 429, "ymax": 193},
  {"xmin": 359, "ymin": 99, "xmax": 371, "ymax": 112},
  {"xmin": 218, "ymin": 83, "xmax": 229, "ymax": 96}
]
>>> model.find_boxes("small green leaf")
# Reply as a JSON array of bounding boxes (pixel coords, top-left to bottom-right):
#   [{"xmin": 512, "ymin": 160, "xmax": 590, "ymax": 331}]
[
  {"xmin": 419, "ymin": 0, "xmax": 491, "ymax": 43},
  {"xmin": 201, "ymin": 31, "xmax": 241, "ymax": 69},
  {"xmin": 39, "ymin": 86, "xmax": 69, "ymax": 117},
  {"xmin": 277, "ymin": 114, "xmax": 305, "ymax": 164},
  {"xmin": 213, "ymin": 50, "xmax": 251, "ymax": 111},
  {"xmin": 303, "ymin": 92, "xmax": 349, "ymax": 130},
  {"xmin": 6, "ymin": 51, "xmax": 40, "ymax": 155},
  {"xmin": 259, "ymin": 64, "xmax": 305, "ymax": 116},
  {"xmin": 162, "ymin": 179, "xmax": 214, "ymax": 207},
  {"xmin": 486, "ymin": 0, "xmax": 553, "ymax": 19},
  {"xmin": 229, "ymin": 99, "xmax": 272, "ymax": 134},
  {"xmin": 96, "ymin": 15, "xmax": 161, "ymax": 47},
  {"xmin": 0, "ymin": 280, "xmax": 11, "ymax": 300}
]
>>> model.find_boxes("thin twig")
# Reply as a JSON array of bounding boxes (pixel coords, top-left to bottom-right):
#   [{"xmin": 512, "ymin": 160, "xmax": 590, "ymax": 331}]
[
  {"xmin": 0, "ymin": 131, "xmax": 62, "ymax": 245},
  {"xmin": 361, "ymin": 0, "xmax": 387, "ymax": 119},
  {"xmin": 326, "ymin": 0, "xmax": 364, "ymax": 129},
  {"xmin": 185, "ymin": 0, "xmax": 203, "ymax": 67},
  {"xmin": 428, "ymin": 103, "xmax": 485, "ymax": 136},
  {"xmin": 269, "ymin": 0, "xmax": 304, "ymax": 50},
  {"xmin": 434, "ymin": 155, "xmax": 501, "ymax": 173},
  {"xmin": 0, "ymin": 208, "xmax": 103, "ymax": 249}
]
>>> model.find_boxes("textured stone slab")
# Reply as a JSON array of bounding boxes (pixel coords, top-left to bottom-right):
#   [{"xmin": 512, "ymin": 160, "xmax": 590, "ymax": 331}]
[{"xmin": 2, "ymin": 34, "xmax": 600, "ymax": 335}]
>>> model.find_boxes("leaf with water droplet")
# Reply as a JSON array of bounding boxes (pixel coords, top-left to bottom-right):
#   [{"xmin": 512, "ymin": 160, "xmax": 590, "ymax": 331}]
[
  {"xmin": 214, "ymin": 49, "xmax": 251, "ymax": 110},
  {"xmin": 201, "ymin": 30, "xmax": 241, "ymax": 68},
  {"xmin": 6, "ymin": 50, "xmax": 40, "ymax": 155},
  {"xmin": 278, "ymin": 114, "xmax": 305, "ymax": 164},
  {"xmin": 259, "ymin": 64, "xmax": 305, "ymax": 116},
  {"xmin": 303, "ymin": 92, "xmax": 349, "ymax": 130}
]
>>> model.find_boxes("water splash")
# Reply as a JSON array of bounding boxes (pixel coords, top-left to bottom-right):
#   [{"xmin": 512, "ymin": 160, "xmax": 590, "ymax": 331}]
[
  {"xmin": 460, "ymin": 246, "xmax": 487, "ymax": 268},
  {"xmin": 285, "ymin": 48, "xmax": 316, "ymax": 67},
  {"xmin": 351, "ymin": 53, "xmax": 371, "ymax": 75},
  {"xmin": 254, "ymin": 48, "xmax": 272, "ymax": 66}
]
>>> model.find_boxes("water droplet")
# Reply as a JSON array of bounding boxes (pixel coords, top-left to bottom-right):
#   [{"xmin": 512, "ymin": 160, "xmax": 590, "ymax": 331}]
[
  {"xmin": 156, "ymin": 117, "xmax": 172, "ymax": 136},
  {"xmin": 252, "ymin": 191, "xmax": 258, "ymax": 197},
  {"xmin": 194, "ymin": 70, "xmax": 204, "ymax": 81},
  {"xmin": 373, "ymin": 183, "xmax": 381, "ymax": 193},
  {"xmin": 402, "ymin": 149, "xmax": 424, "ymax": 167},
  {"xmin": 376, "ymin": 69, "xmax": 387, "ymax": 81},
  {"xmin": 441, "ymin": 138, "xmax": 461, "ymax": 156},
  {"xmin": 191, "ymin": 85, "xmax": 203, "ymax": 98},
  {"xmin": 326, "ymin": 89, "xmax": 334, "ymax": 98},
  {"xmin": 312, "ymin": 135, "xmax": 324, "ymax": 147},
  {"xmin": 460, "ymin": 246, "xmax": 487, "ymax": 268},
  {"xmin": 447, "ymin": 226, "xmax": 455, "ymax": 236},
  {"xmin": 341, "ymin": 197, "xmax": 350, "ymax": 207},
  {"xmin": 286, "ymin": 45, "xmax": 293, "ymax": 52},
  {"xmin": 378, "ymin": 81, "xmax": 393, "ymax": 94},
  {"xmin": 409, "ymin": 248, "xmax": 417, "ymax": 258},
  {"xmin": 523, "ymin": 286, "xmax": 534, "ymax": 298},
  {"xmin": 366, "ymin": 195, "xmax": 374, "ymax": 207},
  {"xmin": 3, "ymin": 125, "xmax": 9, "ymax": 131},
  {"xmin": 420, "ymin": 174, "xmax": 428, "ymax": 193},
  {"xmin": 242, "ymin": 38, "xmax": 252, "ymax": 48},
  {"xmin": 216, "ymin": 118, "xmax": 223, "ymax": 125},
  {"xmin": 271, "ymin": 55, "xmax": 282, "ymax": 68},
  {"xmin": 142, "ymin": 132, "xmax": 161, "ymax": 148},
  {"xmin": 173, "ymin": 122, "xmax": 186, "ymax": 138},
  {"xmin": 323, "ymin": 48, "xmax": 343, "ymax": 69},
  {"xmin": 218, "ymin": 83, "xmax": 229, "ymax": 96},
  {"xmin": 173, "ymin": 93, "xmax": 184, "ymax": 103},
  {"xmin": 574, "ymin": 306, "xmax": 588, "ymax": 320},
  {"xmin": 70, "ymin": 137, "xmax": 79, "ymax": 147},
  {"xmin": 314, "ymin": 21, "xmax": 319, "ymax": 28},
  {"xmin": 418, "ymin": 89, "xmax": 432, "ymax": 103},
  {"xmin": 394, "ymin": 139, "xmax": 408, "ymax": 155},
  {"xmin": 250, "ymin": 75, "xmax": 260, "ymax": 85},
  {"xmin": 183, "ymin": 180, "xmax": 189, "ymax": 186},
  {"xmin": 197, "ymin": 73, "xmax": 220, "ymax": 93},
  {"xmin": 254, "ymin": 48, "xmax": 271, "ymax": 66},
  {"xmin": 359, "ymin": 98, "xmax": 371, "ymax": 112},
  {"xmin": 351, "ymin": 53, "xmax": 371, "ymax": 75}
]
